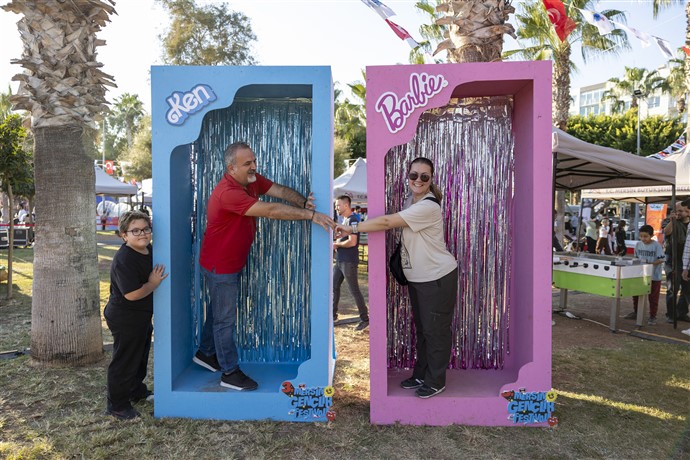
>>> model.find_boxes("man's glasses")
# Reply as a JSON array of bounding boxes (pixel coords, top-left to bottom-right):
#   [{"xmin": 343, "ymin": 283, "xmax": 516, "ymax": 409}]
[
  {"xmin": 408, "ymin": 172, "xmax": 431, "ymax": 182},
  {"xmin": 125, "ymin": 227, "xmax": 152, "ymax": 236}
]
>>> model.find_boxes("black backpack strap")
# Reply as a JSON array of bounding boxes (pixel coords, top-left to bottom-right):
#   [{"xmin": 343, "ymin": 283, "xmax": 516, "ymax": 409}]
[{"xmin": 423, "ymin": 196, "xmax": 440, "ymax": 205}]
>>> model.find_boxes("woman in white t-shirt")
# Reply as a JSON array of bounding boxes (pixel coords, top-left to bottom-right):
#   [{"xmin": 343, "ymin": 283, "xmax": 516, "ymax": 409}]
[{"xmin": 334, "ymin": 157, "xmax": 458, "ymax": 400}]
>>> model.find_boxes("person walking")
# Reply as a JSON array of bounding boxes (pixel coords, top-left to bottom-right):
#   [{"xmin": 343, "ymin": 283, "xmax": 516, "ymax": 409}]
[{"xmin": 332, "ymin": 195, "xmax": 369, "ymax": 330}]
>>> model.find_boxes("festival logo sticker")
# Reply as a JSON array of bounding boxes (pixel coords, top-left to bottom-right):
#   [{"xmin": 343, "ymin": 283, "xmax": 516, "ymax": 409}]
[
  {"xmin": 165, "ymin": 83, "xmax": 217, "ymax": 126},
  {"xmin": 375, "ymin": 72, "xmax": 448, "ymax": 134},
  {"xmin": 281, "ymin": 381, "xmax": 335, "ymax": 421},
  {"xmin": 501, "ymin": 388, "xmax": 558, "ymax": 426}
]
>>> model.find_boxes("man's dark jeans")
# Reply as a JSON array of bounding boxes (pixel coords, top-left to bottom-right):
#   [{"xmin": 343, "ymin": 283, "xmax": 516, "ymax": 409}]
[{"xmin": 665, "ymin": 268, "xmax": 690, "ymax": 319}]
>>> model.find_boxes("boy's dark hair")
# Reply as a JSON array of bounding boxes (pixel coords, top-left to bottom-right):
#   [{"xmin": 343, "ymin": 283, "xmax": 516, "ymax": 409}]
[
  {"xmin": 681, "ymin": 198, "xmax": 690, "ymax": 209},
  {"xmin": 119, "ymin": 210, "xmax": 151, "ymax": 235},
  {"xmin": 639, "ymin": 225, "xmax": 654, "ymax": 237}
]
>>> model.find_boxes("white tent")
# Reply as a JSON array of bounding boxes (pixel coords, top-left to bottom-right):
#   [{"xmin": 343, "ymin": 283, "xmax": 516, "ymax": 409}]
[
  {"xmin": 553, "ymin": 128, "xmax": 676, "ymax": 191},
  {"xmin": 333, "ymin": 158, "xmax": 367, "ymax": 203},
  {"xmin": 95, "ymin": 166, "xmax": 137, "ymax": 196},
  {"xmin": 581, "ymin": 146, "xmax": 687, "ymax": 203}
]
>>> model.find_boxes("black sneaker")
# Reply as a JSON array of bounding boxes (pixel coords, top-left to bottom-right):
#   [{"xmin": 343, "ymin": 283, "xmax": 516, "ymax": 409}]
[
  {"xmin": 623, "ymin": 311, "xmax": 637, "ymax": 320},
  {"xmin": 415, "ymin": 384, "xmax": 445, "ymax": 399},
  {"xmin": 193, "ymin": 351, "xmax": 221, "ymax": 372},
  {"xmin": 130, "ymin": 390, "xmax": 154, "ymax": 403},
  {"xmin": 105, "ymin": 407, "xmax": 140, "ymax": 420},
  {"xmin": 400, "ymin": 377, "xmax": 424, "ymax": 390},
  {"xmin": 220, "ymin": 368, "xmax": 258, "ymax": 391},
  {"xmin": 355, "ymin": 320, "xmax": 369, "ymax": 331}
]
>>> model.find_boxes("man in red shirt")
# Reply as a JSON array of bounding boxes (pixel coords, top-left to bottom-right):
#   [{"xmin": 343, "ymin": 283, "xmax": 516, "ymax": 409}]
[{"xmin": 193, "ymin": 142, "xmax": 334, "ymax": 391}]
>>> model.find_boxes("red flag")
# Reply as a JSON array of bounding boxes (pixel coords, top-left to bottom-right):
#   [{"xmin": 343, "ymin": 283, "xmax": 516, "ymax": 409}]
[
  {"xmin": 105, "ymin": 160, "xmax": 114, "ymax": 175},
  {"xmin": 682, "ymin": 46, "xmax": 690, "ymax": 57},
  {"xmin": 385, "ymin": 19, "xmax": 420, "ymax": 49},
  {"xmin": 542, "ymin": 0, "xmax": 576, "ymax": 42}
]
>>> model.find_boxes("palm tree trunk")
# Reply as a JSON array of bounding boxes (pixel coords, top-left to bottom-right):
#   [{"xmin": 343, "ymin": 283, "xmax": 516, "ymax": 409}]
[
  {"xmin": 31, "ymin": 125, "xmax": 102, "ymax": 365},
  {"xmin": 553, "ymin": 44, "xmax": 571, "ymax": 131}
]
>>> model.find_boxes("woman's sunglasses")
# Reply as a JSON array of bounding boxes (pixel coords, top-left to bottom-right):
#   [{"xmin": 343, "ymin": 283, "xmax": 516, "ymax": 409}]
[{"xmin": 408, "ymin": 172, "xmax": 431, "ymax": 182}]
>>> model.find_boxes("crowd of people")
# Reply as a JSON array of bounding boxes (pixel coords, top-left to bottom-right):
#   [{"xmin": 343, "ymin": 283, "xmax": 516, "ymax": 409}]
[
  {"xmin": 555, "ymin": 201, "xmax": 690, "ymax": 331},
  {"xmin": 103, "ymin": 143, "xmax": 457, "ymax": 420}
]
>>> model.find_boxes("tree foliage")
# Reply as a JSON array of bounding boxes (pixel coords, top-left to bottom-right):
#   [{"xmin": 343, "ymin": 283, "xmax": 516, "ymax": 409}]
[
  {"xmin": 120, "ymin": 115, "xmax": 152, "ymax": 181},
  {"xmin": 505, "ymin": 0, "xmax": 629, "ymax": 129},
  {"xmin": 603, "ymin": 67, "xmax": 670, "ymax": 113},
  {"xmin": 158, "ymin": 0, "xmax": 257, "ymax": 66},
  {"xmin": 567, "ymin": 110, "xmax": 684, "ymax": 156}
]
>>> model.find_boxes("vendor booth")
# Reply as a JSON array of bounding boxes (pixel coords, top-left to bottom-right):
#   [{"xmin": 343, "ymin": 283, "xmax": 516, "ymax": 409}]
[
  {"xmin": 333, "ymin": 158, "xmax": 367, "ymax": 204},
  {"xmin": 367, "ymin": 61, "xmax": 553, "ymax": 426},
  {"xmin": 551, "ymin": 129, "xmax": 677, "ymax": 330},
  {"xmin": 95, "ymin": 165, "xmax": 137, "ymax": 231},
  {"xmin": 151, "ymin": 66, "xmax": 334, "ymax": 422}
]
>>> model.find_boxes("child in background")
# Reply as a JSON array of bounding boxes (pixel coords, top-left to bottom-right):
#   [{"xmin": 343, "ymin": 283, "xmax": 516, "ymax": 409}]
[
  {"xmin": 625, "ymin": 225, "xmax": 664, "ymax": 325},
  {"xmin": 615, "ymin": 221, "xmax": 627, "ymax": 256},
  {"xmin": 104, "ymin": 210, "xmax": 168, "ymax": 420}
]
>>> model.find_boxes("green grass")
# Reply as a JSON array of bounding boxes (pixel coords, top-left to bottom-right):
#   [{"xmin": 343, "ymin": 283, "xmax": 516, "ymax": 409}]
[{"xmin": 0, "ymin": 239, "xmax": 689, "ymax": 459}]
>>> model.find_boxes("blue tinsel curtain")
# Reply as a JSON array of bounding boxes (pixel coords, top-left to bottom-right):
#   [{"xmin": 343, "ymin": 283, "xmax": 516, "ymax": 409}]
[
  {"xmin": 385, "ymin": 96, "xmax": 514, "ymax": 370},
  {"xmin": 191, "ymin": 98, "xmax": 313, "ymax": 363}
]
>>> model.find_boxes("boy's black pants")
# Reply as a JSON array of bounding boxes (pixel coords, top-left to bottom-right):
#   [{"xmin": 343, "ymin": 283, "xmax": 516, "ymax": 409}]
[{"xmin": 104, "ymin": 304, "xmax": 153, "ymax": 411}]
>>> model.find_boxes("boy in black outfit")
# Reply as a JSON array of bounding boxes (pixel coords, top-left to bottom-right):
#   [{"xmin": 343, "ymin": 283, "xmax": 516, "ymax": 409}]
[{"xmin": 104, "ymin": 211, "xmax": 168, "ymax": 420}]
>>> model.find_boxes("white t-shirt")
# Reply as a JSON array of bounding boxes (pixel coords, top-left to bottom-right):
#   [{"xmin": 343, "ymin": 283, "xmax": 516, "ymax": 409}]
[
  {"xmin": 598, "ymin": 225, "xmax": 609, "ymax": 239},
  {"xmin": 398, "ymin": 193, "xmax": 457, "ymax": 283}
]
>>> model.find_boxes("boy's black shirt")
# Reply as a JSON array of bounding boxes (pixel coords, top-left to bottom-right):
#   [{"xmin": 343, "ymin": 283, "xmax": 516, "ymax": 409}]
[{"xmin": 108, "ymin": 243, "xmax": 154, "ymax": 313}]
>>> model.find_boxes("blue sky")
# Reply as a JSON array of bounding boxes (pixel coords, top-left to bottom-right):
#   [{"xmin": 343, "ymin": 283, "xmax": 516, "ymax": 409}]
[{"xmin": 0, "ymin": 0, "xmax": 686, "ymax": 112}]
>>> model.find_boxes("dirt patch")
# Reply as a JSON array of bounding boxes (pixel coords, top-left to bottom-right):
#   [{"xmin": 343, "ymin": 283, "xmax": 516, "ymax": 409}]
[
  {"xmin": 335, "ymin": 264, "xmax": 690, "ymax": 351},
  {"xmin": 552, "ymin": 288, "xmax": 690, "ymax": 349}
]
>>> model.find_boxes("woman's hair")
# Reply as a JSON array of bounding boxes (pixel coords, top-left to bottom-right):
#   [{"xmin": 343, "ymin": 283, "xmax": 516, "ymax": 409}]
[
  {"xmin": 409, "ymin": 157, "xmax": 442, "ymax": 203},
  {"xmin": 119, "ymin": 210, "xmax": 152, "ymax": 236}
]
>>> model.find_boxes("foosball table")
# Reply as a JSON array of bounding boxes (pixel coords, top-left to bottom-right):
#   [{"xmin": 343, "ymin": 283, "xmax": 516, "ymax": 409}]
[{"xmin": 552, "ymin": 253, "xmax": 653, "ymax": 331}]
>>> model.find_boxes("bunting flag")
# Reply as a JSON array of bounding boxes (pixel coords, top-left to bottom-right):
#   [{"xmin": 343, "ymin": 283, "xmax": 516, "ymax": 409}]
[
  {"xmin": 360, "ymin": 0, "xmax": 395, "ymax": 20},
  {"xmin": 579, "ymin": 8, "xmax": 677, "ymax": 61},
  {"xmin": 683, "ymin": 46, "xmax": 690, "ymax": 57},
  {"xmin": 542, "ymin": 0, "xmax": 576, "ymax": 42},
  {"xmin": 578, "ymin": 8, "xmax": 614, "ymax": 35},
  {"xmin": 385, "ymin": 19, "xmax": 421, "ymax": 49},
  {"xmin": 654, "ymin": 36, "xmax": 674, "ymax": 59},
  {"xmin": 611, "ymin": 21, "xmax": 651, "ymax": 48},
  {"xmin": 360, "ymin": 0, "xmax": 423, "ymax": 52},
  {"xmin": 648, "ymin": 134, "xmax": 685, "ymax": 159}
]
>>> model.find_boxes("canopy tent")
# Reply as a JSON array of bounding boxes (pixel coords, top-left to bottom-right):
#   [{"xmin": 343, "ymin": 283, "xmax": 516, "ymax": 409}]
[
  {"xmin": 333, "ymin": 158, "xmax": 367, "ymax": 204},
  {"xmin": 553, "ymin": 127, "xmax": 676, "ymax": 192},
  {"xmin": 95, "ymin": 165, "xmax": 137, "ymax": 196},
  {"xmin": 581, "ymin": 146, "xmax": 688, "ymax": 203}
]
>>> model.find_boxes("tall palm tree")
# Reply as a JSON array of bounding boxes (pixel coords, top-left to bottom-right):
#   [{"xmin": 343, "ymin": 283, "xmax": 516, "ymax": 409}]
[
  {"xmin": 109, "ymin": 93, "xmax": 145, "ymax": 150},
  {"xmin": 2, "ymin": 0, "xmax": 116, "ymax": 365},
  {"xmin": 505, "ymin": 0, "xmax": 629, "ymax": 130},
  {"xmin": 603, "ymin": 67, "xmax": 670, "ymax": 114},
  {"xmin": 668, "ymin": 57, "xmax": 688, "ymax": 115},
  {"xmin": 653, "ymin": 0, "xmax": 690, "ymax": 136}
]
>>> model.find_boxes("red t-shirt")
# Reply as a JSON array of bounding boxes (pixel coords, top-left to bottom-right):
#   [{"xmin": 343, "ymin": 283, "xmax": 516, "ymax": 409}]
[{"xmin": 199, "ymin": 173, "xmax": 273, "ymax": 274}]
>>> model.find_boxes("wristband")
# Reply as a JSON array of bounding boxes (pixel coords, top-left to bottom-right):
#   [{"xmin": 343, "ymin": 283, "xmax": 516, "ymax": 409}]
[{"xmin": 311, "ymin": 209, "xmax": 316, "ymax": 221}]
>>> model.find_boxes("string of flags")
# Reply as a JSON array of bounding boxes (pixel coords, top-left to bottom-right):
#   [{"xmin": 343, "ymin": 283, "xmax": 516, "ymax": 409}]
[
  {"xmin": 360, "ymin": 0, "xmax": 421, "ymax": 50},
  {"xmin": 541, "ymin": 0, "xmax": 679, "ymax": 60},
  {"xmin": 648, "ymin": 134, "xmax": 686, "ymax": 159}
]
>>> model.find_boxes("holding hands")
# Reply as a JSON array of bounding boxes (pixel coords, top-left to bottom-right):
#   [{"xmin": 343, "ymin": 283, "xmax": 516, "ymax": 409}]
[{"xmin": 334, "ymin": 224, "xmax": 353, "ymax": 239}]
